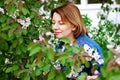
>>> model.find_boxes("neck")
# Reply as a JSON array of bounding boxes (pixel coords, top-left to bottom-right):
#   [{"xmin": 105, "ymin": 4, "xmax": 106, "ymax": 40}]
[{"xmin": 69, "ymin": 38, "xmax": 77, "ymax": 45}]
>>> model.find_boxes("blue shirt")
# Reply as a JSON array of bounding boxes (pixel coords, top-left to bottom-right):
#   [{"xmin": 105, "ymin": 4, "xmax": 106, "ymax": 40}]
[{"xmin": 56, "ymin": 34, "xmax": 104, "ymax": 76}]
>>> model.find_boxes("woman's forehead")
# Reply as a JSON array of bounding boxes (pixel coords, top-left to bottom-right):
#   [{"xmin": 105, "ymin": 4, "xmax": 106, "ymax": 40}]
[{"xmin": 52, "ymin": 12, "xmax": 68, "ymax": 22}]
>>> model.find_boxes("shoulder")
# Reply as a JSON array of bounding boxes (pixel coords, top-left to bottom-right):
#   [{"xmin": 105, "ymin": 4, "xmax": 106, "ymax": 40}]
[
  {"xmin": 76, "ymin": 34, "xmax": 102, "ymax": 55},
  {"xmin": 76, "ymin": 34, "xmax": 100, "ymax": 48},
  {"xmin": 76, "ymin": 34, "xmax": 104, "ymax": 65}
]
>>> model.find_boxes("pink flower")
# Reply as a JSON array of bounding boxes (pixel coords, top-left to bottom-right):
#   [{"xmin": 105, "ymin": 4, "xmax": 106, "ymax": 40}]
[
  {"xmin": 46, "ymin": 32, "xmax": 53, "ymax": 36},
  {"xmin": 115, "ymin": 57, "xmax": 120, "ymax": 65},
  {"xmin": 33, "ymin": 39, "xmax": 38, "ymax": 43},
  {"xmin": 39, "ymin": 34, "xmax": 45, "ymax": 42},
  {"xmin": 46, "ymin": 45, "xmax": 50, "ymax": 48},
  {"xmin": 94, "ymin": 70, "xmax": 100, "ymax": 75}
]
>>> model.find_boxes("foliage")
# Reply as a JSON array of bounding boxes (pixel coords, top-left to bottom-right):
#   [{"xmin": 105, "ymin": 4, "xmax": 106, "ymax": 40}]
[
  {"xmin": 0, "ymin": 0, "xmax": 71, "ymax": 80},
  {"xmin": 88, "ymin": 1, "xmax": 120, "ymax": 80},
  {"xmin": 0, "ymin": 0, "xmax": 120, "ymax": 80}
]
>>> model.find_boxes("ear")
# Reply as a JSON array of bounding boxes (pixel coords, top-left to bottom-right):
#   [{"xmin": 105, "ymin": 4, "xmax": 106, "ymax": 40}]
[{"xmin": 72, "ymin": 26, "xmax": 76, "ymax": 31}]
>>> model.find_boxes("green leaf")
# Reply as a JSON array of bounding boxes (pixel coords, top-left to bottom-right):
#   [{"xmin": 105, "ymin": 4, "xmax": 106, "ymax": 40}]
[
  {"xmin": 60, "ymin": 38, "xmax": 70, "ymax": 44},
  {"xmin": 16, "ymin": 47, "xmax": 22, "ymax": 55},
  {"xmin": 47, "ymin": 47, "xmax": 55, "ymax": 61},
  {"xmin": 21, "ymin": 45, "xmax": 27, "ymax": 53},
  {"xmin": 6, "ymin": 65, "xmax": 19, "ymax": 73},
  {"xmin": 7, "ymin": 6, "xmax": 16, "ymax": 15},
  {"xmin": 29, "ymin": 46, "xmax": 41, "ymax": 56},
  {"xmin": 11, "ymin": 40, "xmax": 18, "ymax": 48},
  {"xmin": 22, "ymin": 29, "xmax": 28, "ymax": 35},
  {"xmin": 1, "ymin": 24, "xmax": 10, "ymax": 31},
  {"xmin": 85, "ymin": 60, "xmax": 90, "ymax": 68},
  {"xmin": 8, "ymin": 28, "xmax": 16, "ymax": 40},
  {"xmin": 18, "ymin": 36, "xmax": 24, "ymax": 44},
  {"xmin": 0, "ymin": 15, "xmax": 7, "ymax": 23},
  {"xmin": 101, "ymin": 67, "xmax": 107, "ymax": 78},
  {"xmin": 57, "ymin": 53, "xmax": 69, "ymax": 65},
  {"xmin": 0, "ymin": 40, "xmax": 8, "ymax": 51},
  {"xmin": 4, "ymin": 0, "xmax": 13, "ymax": 4},
  {"xmin": 47, "ymin": 70, "xmax": 56, "ymax": 80},
  {"xmin": 55, "ymin": 72, "xmax": 66, "ymax": 80},
  {"xmin": 43, "ymin": 64, "xmax": 51, "ymax": 74},
  {"xmin": 59, "ymin": 57, "xmax": 66, "ymax": 65},
  {"xmin": 0, "ymin": 33, "xmax": 8, "ymax": 40},
  {"xmin": 23, "ymin": 76, "xmax": 30, "ymax": 80},
  {"xmin": 109, "ymin": 75, "xmax": 120, "ymax": 80},
  {"xmin": 15, "ymin": 32, "xmax": 21, "ymax": 38},
  {"xmin": 34, "ymin": 68, "xmax": 42, "ymax": 76},
  {"xmin": 22, "ymin": 7, "xmax": 30, "ymax": 15},
  {"xmin": 77, "ymin": 72, "xmax": 87, "ymax": 80},
  {"xmin": 27, "ymin": 42, "xmax": 37, "ymax": 50},
  {"xmin": 72, "ymin": 45, "xmax": 80, "ymax": 53}
]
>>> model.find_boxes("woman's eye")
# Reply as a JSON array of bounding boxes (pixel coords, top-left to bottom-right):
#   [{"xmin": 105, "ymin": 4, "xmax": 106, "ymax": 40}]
[
  {"xmin": 52, "ymin": 22, "xmax": 55, "ymax": 24},
  {"xmin": 59, "ymin": 22, "xmax": 64, "ymax": 25}
]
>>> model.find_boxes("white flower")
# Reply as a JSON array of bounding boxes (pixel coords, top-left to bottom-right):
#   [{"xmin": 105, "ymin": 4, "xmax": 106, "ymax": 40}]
[
  {"xmin": 93, "ymin": 50, "xmax": 101, "ymax": 61},
  {"xmin": 83, "ymin": 44, "xmax": 104, "ymax": 65},
  {"xmin": 52, "ymin": 60, "xmax": 61, "ymax": 70},
  {"xmin": 62, "ymin": 46, "xmax": 65, "ymax": 52},
  {"xmin": 33, "ymin": 39, "xmax": 38, "ymax": 43},
  {"xmin": 115, "ymin": 57, "xmax": 120, "ymax": 65},
  {"xmin": 84, "ymin": 44, "xmax": 91, "ymax": 52},
  {"xmin": 23, "ymin": 17, "xmax": 31, "ymax": 28},
  {"xmin": 17, "ymin": 17, "xmax": 31, "ymax": 29},
  {"xmin": 107, "ymin": 44, "xmax": 114, "ymax": 49},
  {"xmin": 88, "ymin": 48, "xmax": 94, "ymax": 56},
  {"xmin": 46, "ymin": 32, "xmax": 54, "ymax": 36},
  {"xmin": 18, "ymin": 0, "xmax": 25, "ymax": 4},
  {"xmin": 39, "ymin": 6, "xmax": 45, "ymax": 15},
  {"xmin": 5, "ymin": 58, "xmax": 12, "ymax": 64},
  {"xmin": 46, "ymin": 32, "xmax": 56, "ymax": 50},
  {"xmin": 33, "ymin": 67, "xmax": 36, "ymax": 71},
  {"xmin": 115, "ymin": 45, "xmax": 120, "ymax": 53},
  {"xmin": 0, "ymin": 51, "xmax": 2, "ymax": 54},
  {"xmin": 84, "ymin": 44, "xmax": 94, "ymax": 56},
  {"xmin": 87, "ymin": 75, "xmax": 98, "ymax": 80},
  {"xmin": 5, "ymin": 58, "xmax": 9, "ymax": 64},
  {"xmin": 97, "ymin": 59, "xmax": 104, "ymax": 65},
  {"xmin": 0, "ymin": 7, "xmax": 4, "ymax": 14},
  {"xmin": 83, "ymin": 44, "xmax": 94, "ymax": 61},
  {"xmin": 38, "ymin": 5, "xmax": 50, "ymax": 18},
  {"xmin": 66, "ymin": 67, "xmax": 78, "ymax": 78},
  {"xmin": 17, "ymin": 19, "xmax": 25, "ymax": 25},
  {"xmin": 26, "ymin": 17, "xmax": 30, "ymax": 22}
]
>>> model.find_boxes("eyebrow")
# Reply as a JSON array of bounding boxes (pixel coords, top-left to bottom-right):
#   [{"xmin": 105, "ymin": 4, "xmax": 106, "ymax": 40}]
[{"xmin": 52, "ymin": 19, "xmax": 63, "ymax": 22}]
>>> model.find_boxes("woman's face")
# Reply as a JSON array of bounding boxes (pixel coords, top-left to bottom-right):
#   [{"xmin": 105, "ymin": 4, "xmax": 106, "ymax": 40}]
[{"xmin": 52, "ymin": 12, "xmax": 75, "ymax": 40}]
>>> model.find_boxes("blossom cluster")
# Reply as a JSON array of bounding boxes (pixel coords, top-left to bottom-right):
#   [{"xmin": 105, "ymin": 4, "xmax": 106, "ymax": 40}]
[
  {"xmin": 33, "ymin": 32, "xmax": 58, "ymax": 51},
  {"xmin": 0, "ymin": 5, "xmax": 31, "ymax": 29},
  {"xmin": 17, "ymin": 17, "xmax": 31, "ymax": 29},
  {"xmin": 83, "ymin": 44, "xmax": 104, "ymax": 65},
  {"xmin": 0, "ymin": 7, "xmax": 4, "ymax": 14},
  {"xmin": 107, "ymin": 44, "xmax": 120, "ymax": 66}
]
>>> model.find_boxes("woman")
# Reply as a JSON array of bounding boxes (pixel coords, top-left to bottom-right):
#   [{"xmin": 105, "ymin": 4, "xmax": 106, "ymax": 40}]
[{"xmin": 51, "ymin": 3, "xmax": 104, "ymax": 80}]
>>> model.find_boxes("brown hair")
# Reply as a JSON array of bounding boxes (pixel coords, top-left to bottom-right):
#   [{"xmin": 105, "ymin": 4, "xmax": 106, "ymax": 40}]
[{"xmin": 51, "ymin": 3, "xmax": 88, "ymax": 38}]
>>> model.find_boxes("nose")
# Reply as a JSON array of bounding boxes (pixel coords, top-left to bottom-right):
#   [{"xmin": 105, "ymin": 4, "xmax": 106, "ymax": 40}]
[{"xmin": 52, "ymin": 23, "xmax": 59, "ymax": 30}]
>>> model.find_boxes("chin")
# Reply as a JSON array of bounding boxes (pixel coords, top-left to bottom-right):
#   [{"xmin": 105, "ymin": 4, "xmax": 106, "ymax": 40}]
[
  {"xmin": 56, "ymin": 36, "xmax": 63, "ymax": 38},
  {"xmin": 56, "ymin": 37, "xmax": 61, "ymax": 39}
]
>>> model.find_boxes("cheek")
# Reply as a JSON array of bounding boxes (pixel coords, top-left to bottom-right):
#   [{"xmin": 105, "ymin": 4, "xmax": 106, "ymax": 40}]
[{"xmin": 63, "ymin": 28, "xmax": 73, "ymax": 35}]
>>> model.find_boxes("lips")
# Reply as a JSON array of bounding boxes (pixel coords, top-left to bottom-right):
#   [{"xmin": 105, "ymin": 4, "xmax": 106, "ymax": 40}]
[{"xmin": 54, "ymin": 32, "xmax": 61, "ymax": 35}]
